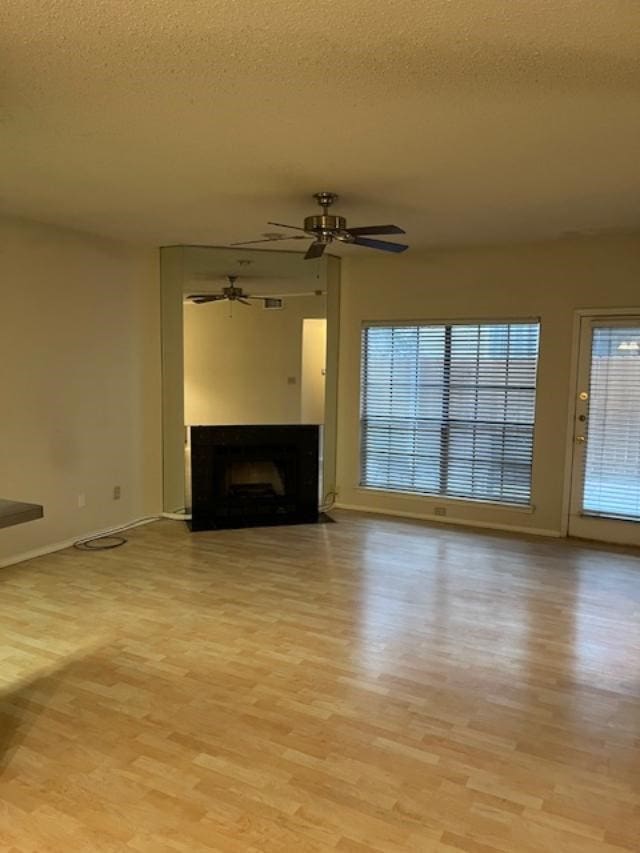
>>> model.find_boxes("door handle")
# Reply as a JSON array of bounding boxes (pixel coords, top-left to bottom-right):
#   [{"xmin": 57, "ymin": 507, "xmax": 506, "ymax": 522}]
[{"xmin": 576, "ymin": 435, "xmax": 586, "ymax": 444}]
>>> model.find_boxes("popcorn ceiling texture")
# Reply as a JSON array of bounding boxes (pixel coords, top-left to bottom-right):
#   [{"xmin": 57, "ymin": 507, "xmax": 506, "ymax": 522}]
[{"xmin": 1, "ymin": 0, "xmax": 639, "ymax": 248}]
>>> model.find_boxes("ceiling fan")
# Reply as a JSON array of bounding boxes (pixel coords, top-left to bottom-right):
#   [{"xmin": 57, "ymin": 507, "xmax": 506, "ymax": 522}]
[
  {"xmin": 229, "ymin": 192, "xmax": 409, "ymax": 260},
  {"xmin": 185, "ymin": 275, "xmax": 323, "ymax": 307}
]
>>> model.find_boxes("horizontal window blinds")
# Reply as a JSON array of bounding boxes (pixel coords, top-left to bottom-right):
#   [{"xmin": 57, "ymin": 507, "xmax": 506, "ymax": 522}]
[
  {"xmin": 583, "ymin": 326, "xmax": 640, "ymax": 520},
  {"xmin": 360, "ymin": 322, "xmax": 540, "ymax": 505}
]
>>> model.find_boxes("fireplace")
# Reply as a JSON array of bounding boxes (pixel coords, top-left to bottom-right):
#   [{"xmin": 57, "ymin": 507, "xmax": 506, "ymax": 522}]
[{"xmin": 188, "ymin": 425, "xmax": 320, "ymax": 531}]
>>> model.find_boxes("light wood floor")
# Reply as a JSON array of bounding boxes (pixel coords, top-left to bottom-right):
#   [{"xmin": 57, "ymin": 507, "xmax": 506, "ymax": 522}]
[{"xmin": 1, "ymin": 512, "xmax": 639, "ymax": 852}]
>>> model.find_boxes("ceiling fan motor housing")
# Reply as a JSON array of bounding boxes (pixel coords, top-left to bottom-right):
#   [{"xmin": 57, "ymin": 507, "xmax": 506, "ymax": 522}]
[
  {"xmin": 222, "ymin": 285, "xmax": 242, "ymax": 299},
  {"xmin": 303, "ymin": 214, "xmax": 347, "ymax": 236}
]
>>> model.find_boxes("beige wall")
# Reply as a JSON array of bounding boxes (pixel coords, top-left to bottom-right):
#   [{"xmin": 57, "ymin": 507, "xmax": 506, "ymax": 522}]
[
  {"xmin": 0, "ymin": 216, "xmax": 162, "ymax": 565},
  {"xmin": 184, "ymin": 296, "xmax": 326, "ymax": 426},
  {"xmin": 336, "ymin": 234, "xmax": 640, "ymax": 536}
]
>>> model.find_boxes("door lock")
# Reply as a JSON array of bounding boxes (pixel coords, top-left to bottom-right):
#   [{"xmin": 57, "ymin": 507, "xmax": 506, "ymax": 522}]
[{"xmin": 579, "ymin": 391, "xmax": 589, "ymax": 401}]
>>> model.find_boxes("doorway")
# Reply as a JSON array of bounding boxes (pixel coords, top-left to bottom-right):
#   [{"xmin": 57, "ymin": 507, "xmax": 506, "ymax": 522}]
[
  {"xmin": 301, "ymin": 318, "xmax": 327, "ymax": 424},
  {"xmin": 568, "ymin": 312, "xmax": 640, "ymax": 545}
]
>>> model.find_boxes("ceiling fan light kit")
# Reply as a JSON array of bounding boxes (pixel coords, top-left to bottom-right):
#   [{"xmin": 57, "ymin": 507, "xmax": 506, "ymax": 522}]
[{"xmin": 230, "ymin": 192, "xmax": 409, "ymax": 260}]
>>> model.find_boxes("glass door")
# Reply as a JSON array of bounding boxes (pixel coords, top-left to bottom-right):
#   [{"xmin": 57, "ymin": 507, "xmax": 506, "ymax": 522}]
[{"xmin": 568, "ymin": 316, "xmax": 640, "ymax": 545}]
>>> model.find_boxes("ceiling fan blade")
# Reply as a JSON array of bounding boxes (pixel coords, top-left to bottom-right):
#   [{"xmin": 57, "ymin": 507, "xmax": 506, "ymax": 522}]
[
  {"xmin": 267, "ymin": 221, "xmax": 308, "ymax": 232},
  {"xmin": 237, "ymin": 298, "xmax": 252, "ymax": 306},
  {"xmin": 352, "ymin": 237, "xmax": 409, "ymax": 253},
  {"xmin": 229, "ymin": 238, "xmax": 274, "ymax": 246},
  {"xmin": 229, "ymin": 235, "xmax": 307, "ymax": 246},
  {"xmin": 347, "ymin": 225, "xmax": 406, "ymax": 236},
  {"xmin": 187, "ymin": 294, "xmax": 226, "ymax": 303},
  {"xmin": 304, "ymin": 241, "xmax": 327, "ymax": 260}
]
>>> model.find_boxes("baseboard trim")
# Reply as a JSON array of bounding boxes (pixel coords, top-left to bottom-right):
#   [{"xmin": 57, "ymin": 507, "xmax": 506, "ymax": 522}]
[
  {"xmin": 334, "ymin": 502, "xmax": 562, "ymax": 538},
  {"xmin": 0, "ymin": 516, "xmax": 160, "ymax": 569}
]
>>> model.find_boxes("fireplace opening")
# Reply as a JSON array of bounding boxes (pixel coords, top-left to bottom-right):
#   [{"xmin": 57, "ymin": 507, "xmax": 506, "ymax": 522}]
[
  {"xmin": 219, "ymin": 449, "xmax": 295, "ymax": 517},
  {"xmin": 226, "ymin": 460, "xmax": 285, "ymax": 499}
]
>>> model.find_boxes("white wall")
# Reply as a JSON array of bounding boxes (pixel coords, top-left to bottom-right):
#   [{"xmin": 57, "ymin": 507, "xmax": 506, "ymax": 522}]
[
  {"xmin": 0, "ymin": 216, "xmax": 162, "ymax": 565},
  {"xmin": 184, "ymin": 295, "xmax": 325, "ymax": 426},
  {"xmin": 336, "ymin": 234, "xmax": 640, "ymax": 536}
]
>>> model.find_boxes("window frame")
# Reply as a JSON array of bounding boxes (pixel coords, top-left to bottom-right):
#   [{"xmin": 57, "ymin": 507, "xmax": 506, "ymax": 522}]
[{"xmin": 358, "ymin": 317, "xmax": 541, "ymax": 509}]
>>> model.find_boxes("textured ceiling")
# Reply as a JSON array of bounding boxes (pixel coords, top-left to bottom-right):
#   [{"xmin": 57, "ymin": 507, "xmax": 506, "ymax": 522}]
[{"xmin": 1, "ymin": 1, "xmax": 639, "ymax": 250}]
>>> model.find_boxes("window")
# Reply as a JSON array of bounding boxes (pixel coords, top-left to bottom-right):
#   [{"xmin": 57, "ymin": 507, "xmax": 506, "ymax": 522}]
[{"xmin": 360, "ymin": 321, "xmax": 540, "ymax": 505}]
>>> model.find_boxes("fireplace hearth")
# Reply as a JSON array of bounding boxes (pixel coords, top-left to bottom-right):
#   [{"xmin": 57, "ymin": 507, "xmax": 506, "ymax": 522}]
[{"xmin": 188, "ymin": 425, "xmax": 320, "ymax": 531}]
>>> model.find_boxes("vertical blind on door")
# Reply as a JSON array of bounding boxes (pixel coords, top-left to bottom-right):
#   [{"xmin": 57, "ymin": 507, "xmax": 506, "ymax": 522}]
[
  {"xmin": 582, "ymin": 326, "xmax": 640, "ymax": 520},
  {"xmin": 360, "ymin": 322, "xmax": 540, "ymax": 505}
]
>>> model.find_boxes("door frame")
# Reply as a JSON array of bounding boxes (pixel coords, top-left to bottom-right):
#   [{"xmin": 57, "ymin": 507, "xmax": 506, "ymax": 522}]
[{"xmin": 561, "ymin": 306, "xmax": 640, "ymax": 541}]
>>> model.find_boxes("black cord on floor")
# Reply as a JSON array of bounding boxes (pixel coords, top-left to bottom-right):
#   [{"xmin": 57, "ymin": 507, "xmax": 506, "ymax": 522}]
[
  {"xmin": 319, "ymin": 490, "xmax": 337, "ymax": 513},
  {"xmin": 74, "ymin": 535, "xmax": 127, "ymax": 551}
]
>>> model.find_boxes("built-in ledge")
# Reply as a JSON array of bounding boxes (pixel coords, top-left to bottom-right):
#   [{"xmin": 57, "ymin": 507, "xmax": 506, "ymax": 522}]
[{"xmin": 0, "ymin": 499, "xmax": 44, "ymax": 530}]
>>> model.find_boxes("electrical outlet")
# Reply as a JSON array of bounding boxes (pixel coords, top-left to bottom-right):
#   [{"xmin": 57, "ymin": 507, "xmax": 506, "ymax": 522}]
[
  {"xmin": 434, "ymin": 506, "xmax": 447, "ymax": 517},
  {"xmin": 113, "ymin": 485, "xmax": 121, "ymax": 500},
  {"xmin": 77, "ymin": 494, "xmax": 86, "ymax": 509}
]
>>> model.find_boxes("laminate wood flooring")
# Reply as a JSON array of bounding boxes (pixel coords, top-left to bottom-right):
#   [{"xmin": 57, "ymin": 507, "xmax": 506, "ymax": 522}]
[{"xmin": 0, "ymin": 511, "xmax": 638, "ymax": 852}]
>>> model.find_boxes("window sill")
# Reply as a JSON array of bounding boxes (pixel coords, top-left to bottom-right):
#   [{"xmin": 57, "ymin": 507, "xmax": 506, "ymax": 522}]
[{"xmin": 355, "ymin": 486, "xmax": 535, "ymax": 514}]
